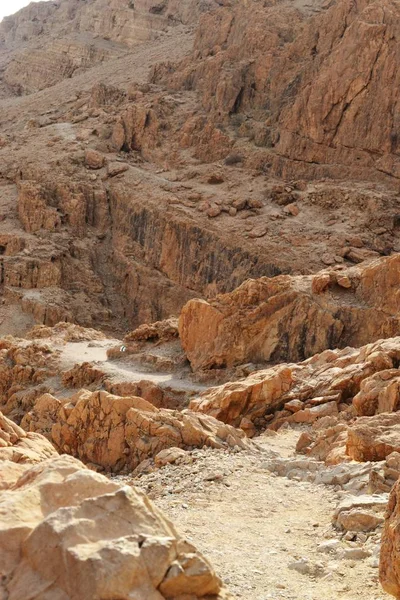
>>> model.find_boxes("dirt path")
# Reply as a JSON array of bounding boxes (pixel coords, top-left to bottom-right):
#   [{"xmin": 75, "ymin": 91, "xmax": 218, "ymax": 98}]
[
  {"xmin": 130, "ymin": 431, "xmax": 390, "ymax": 600},
  {"xmin": 59, "ymin": 340, "xmax": 206, "ymax": 394}
]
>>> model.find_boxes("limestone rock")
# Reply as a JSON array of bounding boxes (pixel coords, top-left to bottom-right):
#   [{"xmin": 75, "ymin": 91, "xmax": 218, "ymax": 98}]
[
  {"xmin": 84, "ymin": 149, "xmax": 105, "ymax": 169},
  {"xmin": 190, "ymin": 336, "xmax": 400, "ymax": 429},
  {"xmin": 0, "ymin": 411, "xmax": 57, "ymax": 464},
  {"xmin": 0, "ymin": 454, "xmax": 226, "ymax": 600},
  {"xmin": 25, "ymin": 390, "xmax": 253, "ymax": 472},
  {"xmin": 125, "ymin": 317, "xmax": 179, "ymax": 343},
  {"xmin": 333, "ymin": 495, "xmax": 387, "ymax": 532},
  {"xmin": 353, "ymin": 369, "xmax": 400, "ymax": 416},
  {"xmin": 347, "ymin": 413, "xmax": 400, "ymax": 462},
  {"xmin": 380, "ymin": 478, "xmax": 400, "ymax": 597},
  {"xmin": 17, "ymin": 181, "xmax": 61, "ymax": 233},
  {"xmin": 154, "ymin": 447, "xmax": 188, "ymax": 467},
  {"xmin": 107, "ymin": 161, "xmax": 129, "ymax": 177},
  {"xmin": 179, "ymin": 255, "xmax": 400, "ymax": 370}
]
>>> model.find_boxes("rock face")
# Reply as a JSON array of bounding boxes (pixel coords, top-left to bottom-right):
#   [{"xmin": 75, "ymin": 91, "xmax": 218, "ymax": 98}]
[
  {"xmin": 0, "ymin": 410, "xmax": 57, "ymax": 464},
  {"xmin": 353, "ymin": 369, "xmax": 400, "ymax": 416},
  {"xmin": 190, "ymin": 336, "xmax": 400, "ymax": 430},
  {"xmin": 0, "ymin": 0, "xmax": 218, "ymax": 95},
  {"xmin": 346, "ymin": 413, "xmax": 400, "ymax": 462},
  {"xmin": 180, "ymin": 255, "xmax": 400, "ymax": 370},
  {"xmin": 380, "ymin": 478, "xmax": 400, "ymax": 598},
  {"xmin": 159, "ymin": 0, "xmax": 400, "ymax": 182},
  {"xmin": 0, "ymin": 454, "xmax": 226, "ymax": 600},
  {"xmin": 22, "ymin": 389, "xmax": 253, "ymax": 472}
]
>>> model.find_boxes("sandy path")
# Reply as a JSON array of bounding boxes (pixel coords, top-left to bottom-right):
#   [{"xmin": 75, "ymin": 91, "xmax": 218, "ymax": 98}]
[
  {"xmin": 133, "ymin": 431, "xmax": 390, "ymax": 600},
  {"xmin": 59, "ymin": 340, "xmax": 206, "ymax": 393}
]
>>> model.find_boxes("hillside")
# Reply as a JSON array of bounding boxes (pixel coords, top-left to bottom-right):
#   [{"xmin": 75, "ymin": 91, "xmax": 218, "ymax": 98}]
[{"xmin": 0, "ymin": 1, "xmax": 399, "ymax": 599}]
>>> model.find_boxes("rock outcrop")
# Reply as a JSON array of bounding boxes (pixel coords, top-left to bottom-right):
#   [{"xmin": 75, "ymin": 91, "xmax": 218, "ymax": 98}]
[
  {"xmin": 353, "ymin": 369, "xmax": 400, "ymax": 416},
  {"xmin": 380, "ymin": 477, "xmax": 400, "ymax": 597},
  {"xmin": 0, "ymin": 454, "xmax": 226, "ymax": 600},
  {"xmin": 0, "ymin": 410, "xmax": 57, "ymax": 465},
  {"xmin": 159, "ymin": 0, "xmax": 400, "ymax": 182},
  {"xmin": 190, "ymin": 336, "xmax": 400, "ymax": 431},
  {"xmin": 180, "ymin": 255, "xmax": 400, "ymax": 370},
  {"xmin": 347, "ymin": 413, "xmax": 400, "ymax": 462},
  {"xmin": 22, "ymin": 389, "xmax": 253, "ymax": 472}
]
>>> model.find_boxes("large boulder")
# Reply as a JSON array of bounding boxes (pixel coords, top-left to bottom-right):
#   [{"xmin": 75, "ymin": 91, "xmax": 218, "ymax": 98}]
[
  {"xmin": 353, "ymin": 369, "xmax": 400, "ymax": 416},
  {"xmin": 179, "ymin": 255, "xmax": 400, "ymax": 370},
  {"xmin": 347, "ymin": 413, "xmax": 400, "ymax": 462},
  {"xmin": 0, "ymin": 455, "xmax": 226, "ymax": 600},
  {"xmin": 0, "ymin": 411, "xmax": 57, "ymax": 465},
  {"xmin": 23, "ymin": 390, "xmax": 253, "ymax": 472}
]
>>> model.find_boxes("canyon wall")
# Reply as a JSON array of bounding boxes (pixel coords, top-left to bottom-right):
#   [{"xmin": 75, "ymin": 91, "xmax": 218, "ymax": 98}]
[{"xmin": 156, "ymin": 0, "xmax": 400, "ymax": 182}]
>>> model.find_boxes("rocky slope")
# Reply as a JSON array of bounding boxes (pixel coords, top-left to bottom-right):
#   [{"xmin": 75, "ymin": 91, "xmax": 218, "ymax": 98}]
[
  {"xmin": 0, "ymin": 0, "xmax": 400, "ymax": 598},
  {"xmin": 0, "ymin": 0, "xmax": 217, "ymax": 95},
  {"xmin": 159, "ymin": 0, "xmax": 400, "ymax": 182},
  {"xmin": 0, "ymin": 0, "xmax": 398, "ymax": 335}
]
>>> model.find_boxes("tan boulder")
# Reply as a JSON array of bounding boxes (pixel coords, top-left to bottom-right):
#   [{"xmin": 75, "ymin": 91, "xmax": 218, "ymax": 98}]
[
  {"xmin": 353, "ymin": 369, "xmax": 400, "ymax": 416},
  {"xmin": 125, "ymin": 317, "xmax": 179, "ymax": 343},
  {"xmin": 154, "ymin": 447, "xmax": 188, "ymax": 467},
  {"xmin": 0, "ymin": 455, "xmax": 225, "ymax": 600},
  {"xmin": 333, "ymin": 495, "xmax": 387, "ymax": 532},
  {"xmin": 0, "ymin": 411, "xmax": 57, "ymax": 464},
  {"xmin": 297, "ymin": 421, "xmax": 349, "ymax": 465},
  {"xmin": 84, "ymin": 148, "xmax": 105, "ymax": 169}
]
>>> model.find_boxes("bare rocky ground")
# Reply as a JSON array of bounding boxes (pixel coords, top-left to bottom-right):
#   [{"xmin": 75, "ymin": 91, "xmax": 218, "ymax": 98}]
[
  {"xmin": 1, "ymin": 0, "xmax": 400, "ymax": 599},
  {"xmin": 125, "ymin": 429, "xmax": 388, "ymax": 600}
]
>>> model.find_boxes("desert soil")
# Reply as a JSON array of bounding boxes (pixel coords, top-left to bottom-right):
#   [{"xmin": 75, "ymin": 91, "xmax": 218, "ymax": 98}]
[{"xmin": 124, "ymin": 430, "xmax": 390, "ymax": 600}]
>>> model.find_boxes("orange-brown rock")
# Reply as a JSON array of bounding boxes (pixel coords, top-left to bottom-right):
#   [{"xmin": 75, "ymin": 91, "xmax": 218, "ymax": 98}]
[
  {"xmin": 0, "ymin": 338, "xmax": 58, "ymax": 421},
  {"xmin": 191, "ymin": 365, "xmax": 294, "ymax": 427},
  {"xmin": 159, "ymin": 0, "xmax": 400, "ymax": 182},
  {"xmin": 191, "ymin": 336, "xmax": 400, "ymax": 428},
  {"xmin": 105, "ymin": 379, "xmax": 184, "ymax": 410},
  {"xmin": 180, "ymin": 255, "xmax": 400, "ymax": 370},
  {"xmin": 0, "ymin": 410, "xmax": 57, "ymax": 464},
  {"xmin": 125, "ymin": 317, "xmax": 179, "ymax": 343},
  {"xmin": 0, "ymin": 454, "xmax": 226, "ymax": 600},
  {"xmin": 61, "ymin": 362, "xmax": 106, "ymax": 389},
  {"xmin": 26, "ymin": 322, "xmax": 106, "ymax": 342},
  {"xmin": 347, "ymin": 413, "xmax": 400, "ymax": 462},
  {"xmin": 17, "ymin": 181, "xmax": 61, "ymax": 234},
  {"xmin": 380, "ymin": 478, "xmax": 400, "ymax": 597},
  {"xmin": 353, "ymin": 369, "xmax": 400, "ymax": 416},
  {"xmin": 24, "ymin": 389, "xmax": 253, "ymax": 472},
  {"xmin": 296, "ymin": 420, "xmax": 350, "ymax": 465}
]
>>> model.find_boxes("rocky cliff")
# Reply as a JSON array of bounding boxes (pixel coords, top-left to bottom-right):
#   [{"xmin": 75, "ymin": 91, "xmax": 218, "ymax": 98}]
[
  {"xmin": 2, "ymin": 1, "xmax": 400, "ymax": 599},
  {"xmin": 156, "ymin": 0, "xmax": 400, "ymax": 182},
  {"xmin": 0, "ymin": 0, "xmax": 398, "ymax": 335},
  {"xmin": 179, "ymin": 254, "xmax": 400, "ymax": 369},
  {"xmin": 0, "ymin": 0, "xmax": 218, "ymax": 94}
]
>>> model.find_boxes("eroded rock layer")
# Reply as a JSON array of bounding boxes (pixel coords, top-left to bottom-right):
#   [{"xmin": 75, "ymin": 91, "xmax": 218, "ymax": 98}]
[{"xmin": 179, "ymin": 255, "xmax": 400, "ymax": 370}]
